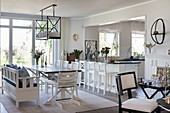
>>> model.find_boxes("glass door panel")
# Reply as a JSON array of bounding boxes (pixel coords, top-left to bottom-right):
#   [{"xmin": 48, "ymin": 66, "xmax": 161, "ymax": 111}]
[
  {"xmin": 35, "ymin": 39, "xmax": 53, "ymax": 65},
  {"xmin": 13, "ymin": 28, "xmax": 32, "ymax": 65},
  {"xmin": 0, "ymin": 28, "xmax": 9, "ymax": 65}
]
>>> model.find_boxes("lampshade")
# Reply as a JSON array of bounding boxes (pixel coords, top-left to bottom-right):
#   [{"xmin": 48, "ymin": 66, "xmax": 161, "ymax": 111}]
[{"xmin": 36, "ymin": 4, "xmax": 61, "ymax": 40}]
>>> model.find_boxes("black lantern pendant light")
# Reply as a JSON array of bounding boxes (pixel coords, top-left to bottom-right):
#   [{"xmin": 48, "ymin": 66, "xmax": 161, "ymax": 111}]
[{"xmin": 36, "ymin": 4, "xmax": 61, "ymax": 40}]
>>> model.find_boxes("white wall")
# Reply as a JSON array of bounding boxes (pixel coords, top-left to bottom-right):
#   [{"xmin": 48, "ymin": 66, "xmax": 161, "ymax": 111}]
[
  {"xmin": 85, "ymin": 26, "xmax": 99, "ymax": 51},
  {"xmin": 84, "ymin": 21, "xmax": 144, "ymax": 59},
  {"xmin": 68, "ymin": 0, "xmax": 170, "ymax": 79},
  {"xmin": 59, "ymin": 18, "xmax": 69, "ymax": 60},
  {"xmin": 68, "ymin": 19, "xmax": 84, "ymax": 59}
]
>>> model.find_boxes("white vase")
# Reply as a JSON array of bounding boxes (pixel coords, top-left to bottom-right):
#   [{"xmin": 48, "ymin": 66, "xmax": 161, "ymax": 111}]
[{"xmin": 75, "ymin": 59, "xmax": 79, "ymax": 62}]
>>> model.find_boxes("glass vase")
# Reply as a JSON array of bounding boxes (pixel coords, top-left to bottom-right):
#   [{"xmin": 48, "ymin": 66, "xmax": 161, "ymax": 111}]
[
  {"xmin": 36, "ymin": 58, "xmax": 39, "ymax": 65},
  {"xmin": 104, "ymin": 54, "xmax": 108, "ymax": 63}
]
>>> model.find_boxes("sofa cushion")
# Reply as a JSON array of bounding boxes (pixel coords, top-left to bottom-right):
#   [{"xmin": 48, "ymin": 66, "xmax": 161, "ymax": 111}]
[
  {"xmin": 4, "ymin": 66, "xmax": 31, "ymax": 88},
  {"xmin": 6, "ymin": 64, "xmax": 18, "ymax": 69},
  {"xmin": 3, "ymin": 78, "xmax": 37, "ymax": 88}
]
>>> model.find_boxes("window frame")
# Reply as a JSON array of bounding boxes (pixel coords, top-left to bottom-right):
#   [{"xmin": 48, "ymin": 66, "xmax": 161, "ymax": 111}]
[
  {"xmin": 99, "ymin": 31, "xmax": 120, "ymax": 57},
  {"xmin": 0, "ymin": 17, "xmax": 55, "ymax": 65},
  {"xmin": 131, "ymin": 31, "xmax": 145, "ymax": 56}
]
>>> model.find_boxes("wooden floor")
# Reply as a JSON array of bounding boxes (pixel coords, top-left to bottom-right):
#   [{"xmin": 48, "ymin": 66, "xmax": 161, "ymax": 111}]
[
  {"xmin": 78, "ymin": 85, "xmax": 169, "ymax": 113},
  {"xmin": 1, "ymin": 85, "xmax": 169, "ymax": 113}
]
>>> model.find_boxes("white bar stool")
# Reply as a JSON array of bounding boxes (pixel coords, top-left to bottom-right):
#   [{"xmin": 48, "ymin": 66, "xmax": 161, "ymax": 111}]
[
  {"xmin": 97, "ymin": 62, "xmax": 117, "ymax": 95},
  {"xmin": 87, "ymin": 62, "xmax": 97, "ymax": 92},
  {"xmin": 79, "ymin": 60, "xmax": 87, "ymax": 88}
]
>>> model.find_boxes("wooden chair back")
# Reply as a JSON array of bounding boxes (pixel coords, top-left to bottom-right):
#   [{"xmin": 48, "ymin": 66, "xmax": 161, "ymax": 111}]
[
  {"xmin": 62, "ymin": 61, "xmax": 69, "ymax": 68},
  {"xmin": 116, "ymin": 71, "xmax": 137, "ymax": 96},
  {"xmin": 71, "ymin": 62, "xmax": 79, "ymax": 70},
  {"xmin": 57, "ymin": 72, "xmax": 78, "ymax": 88}
]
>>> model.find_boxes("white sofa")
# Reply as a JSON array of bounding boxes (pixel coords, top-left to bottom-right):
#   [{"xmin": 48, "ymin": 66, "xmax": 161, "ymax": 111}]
[{"xmin": 2, "ymin": 66, "xmax": 40, "ymax": 108}]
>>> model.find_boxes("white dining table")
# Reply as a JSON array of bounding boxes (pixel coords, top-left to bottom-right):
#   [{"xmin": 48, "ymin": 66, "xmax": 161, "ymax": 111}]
[{"xmin": 26, "ymin": 65, "xmax": 81, "ymax": 105}]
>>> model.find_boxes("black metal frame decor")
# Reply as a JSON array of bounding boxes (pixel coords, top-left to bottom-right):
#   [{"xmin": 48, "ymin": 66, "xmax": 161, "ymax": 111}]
[
  {"xmin": 36, "ymin": 4, "xmax": 61, "ymax": 40},
  {"xmin": 85, "ymin": 40, "xmax": 97, "ymax": 60},
  {"xmin": 150, "ymin": 18, "xmax": 166, "ymax": 45}
]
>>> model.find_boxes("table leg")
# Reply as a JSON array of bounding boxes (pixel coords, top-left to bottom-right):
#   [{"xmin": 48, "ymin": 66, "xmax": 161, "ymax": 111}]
[
  {"xmin": 141, "ymin": 87, "xmax": 150, "ymax": 99},
  {"xmin": 150, "ymin": 90, "xmax": 159, "ymax": 99},
  {"xmin": 166, "ymin": 90, "xmax": 170, "ymax": 96},
  {"xmin": 45, "ymin": 82, "xmax": 48, "ymax": 93}
]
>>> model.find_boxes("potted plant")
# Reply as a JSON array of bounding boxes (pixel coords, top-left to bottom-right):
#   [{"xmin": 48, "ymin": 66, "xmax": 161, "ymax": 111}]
[{"xmin": 72, "ymin": 49, "xmax": 83, "ymax": 62}]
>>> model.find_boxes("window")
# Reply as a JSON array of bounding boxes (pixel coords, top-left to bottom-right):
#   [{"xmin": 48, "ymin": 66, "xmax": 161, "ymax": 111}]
[
  {"xmin": 0, "ymin": 28, "xmax": 9, "ymax": 64},
  {"xmin": 99, "ymin": 32, "xmax": 119, "ymax": 56},
  {"xmin": 13, "ymin": 28, "xmax": 32, "ymax": 65},
  {"xmin": 35, "ymin": 40, "xmax": 53, "ymax": 64},
  {"xmin": 13, "ymin": 19, "xmax": 32, "ymax": 27},
  {"xmin": 131, "ymin": 32, "xmax": 145, "ymax": 55},
  {"xmin": 0, "ymin": 17, "xmax": 56, "ymax": 66},
  {"xmin": 0, "ymin": 18, "xmax": 9, "ymax": 26}
]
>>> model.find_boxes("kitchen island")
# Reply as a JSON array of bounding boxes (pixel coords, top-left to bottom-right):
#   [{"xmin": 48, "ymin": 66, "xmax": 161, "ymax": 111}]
[{"xmin": 106, "ymin": 61, "xmax": 142, "ymax": 81}]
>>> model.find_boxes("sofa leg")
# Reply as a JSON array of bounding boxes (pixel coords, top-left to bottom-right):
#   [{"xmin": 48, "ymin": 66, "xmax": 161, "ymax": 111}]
[
  {"xmin": 2, "ymin": 89, "xmax": 4, "ymax": 94},
  {"xmin": 37, "ymin": 99, "xmax": 40, "ymax": 106},
  {"xmin": 16, "ymin": 102, "xmax": 19, "ymax": 108}
]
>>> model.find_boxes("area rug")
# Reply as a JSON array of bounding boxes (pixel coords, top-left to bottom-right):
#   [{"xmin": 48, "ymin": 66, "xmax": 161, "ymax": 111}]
[{"xmin": 1, "ymin": 89, "xmax": 118, "ymax": 113}]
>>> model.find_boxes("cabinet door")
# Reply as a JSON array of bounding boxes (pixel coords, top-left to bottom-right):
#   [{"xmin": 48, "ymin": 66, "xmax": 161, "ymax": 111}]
[
  {"xmin": 125, "ymin": 64, "xmax": 139, "ymax": 80},
  {"xmin": 138, "ymin": 61, "xmax": 145, "ymax": 79}
]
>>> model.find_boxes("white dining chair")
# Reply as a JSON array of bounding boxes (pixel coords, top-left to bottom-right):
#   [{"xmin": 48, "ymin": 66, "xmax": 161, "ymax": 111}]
[
  {"xmin": 97, "ymin": 62, "xmax": 118, "ymax": 95},
  {"xmin": 45, "ymin": 72, "xmax": 80, "ymax": 109},
  {"xmin": 87, "ymin": 62, "xmax": 97, "ymax": 92},
  {"xmin": 62, "ymin": 61, "xmax": 69, "ymax": 68},
  {"xmin": 116, "ymin": 71, "xmax": 160, "ymax": 113},
  {"xmin": 41, "ymin": 60, "xmax": 63, "ymax": 95},
  {"xmin": 70, "ymin": 62, "xmax": 80, "ymax": 98},
  {"xmin": 79, "ymin": 60, "xmax": 87, "ymax": 88},
  {"xmin": 55, "ymin": 60, "xmax": 62, "ymax": 67}
]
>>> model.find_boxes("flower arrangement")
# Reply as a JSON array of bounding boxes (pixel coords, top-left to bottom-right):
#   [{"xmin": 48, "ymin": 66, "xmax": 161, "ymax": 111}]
[
  {"xmin": 144, "ymin": 43, "xmax": 156, "ymax": 53},
  {"xmin": 101, "ymin": 47, "xmax": 110, "ymax": 55},
  {"xmin": 31, "ymin": 50, "xmax": 45, "ymax": 65},
  {"xmin": 164, "ymin": 64, "xmax": 170, "ymax": 85},
  {"xmin": 163, "ymin": 63, "xmax": 170, "ymax": 99}
]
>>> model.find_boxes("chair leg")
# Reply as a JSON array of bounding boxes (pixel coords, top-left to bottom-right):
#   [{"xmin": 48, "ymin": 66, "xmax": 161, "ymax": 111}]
[
  {"xmin": 37, "ymin": 98, "xmax": 40, "ymax": 106},
  {"xmin": 76, "ymin": 87, "xmax": 78, "ymax": 98},
  {"xmin": 88, "ymin": 73, "xmax": 90, "ymax": 90},
  {"xmin": 41, "ymin": 80, "xmax": 43, "ymax": 91},
  {"xmin": 16, "ymin": 101, "xmax": 19, "ymax": 108},
  {"xmin": 109, "ymin": 75, "xmax": 112, "ymax": 92},
  {"xmin": 45, "ymin": 82, "xmax": 48, "ymax": 93},
  {"xmin": 83, "ymin": 72, "xmax": 86, "ymax": 89},
  {"xmin": 93, "ymin": 73, "xmax": 95, "ymax": 92},
  {"xmin": 103, "ymin": 76, "xmax": 107, "ymax": 95},
  {"xmin": 156, "ymin": 106, "xmax": 161, "ymax": 113},
  {"xmin": 97, "ymin": 75, "xmax": 100, "ymax": 93},
  {"xmin": 119, "ymin": 108, "xmax": 122, "ymax": 113},
  {"xmin": 79, "ymin": 73, "xmax": 82, "ymax": 87},
  {"xmin": 52, "ymin": 85, "xmax": 54, "ymax": 96}
]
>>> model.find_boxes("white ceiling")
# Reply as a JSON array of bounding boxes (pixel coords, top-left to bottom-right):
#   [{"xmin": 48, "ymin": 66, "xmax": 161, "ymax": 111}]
[{"xmin": 1, "ymin": 0, "xmax": 152, "ymax": 18}]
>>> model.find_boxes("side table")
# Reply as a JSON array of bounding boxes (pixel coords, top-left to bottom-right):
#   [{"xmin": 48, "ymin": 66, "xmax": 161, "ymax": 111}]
[{"xmin": 157, "ymin": 98, "xmax": 170, "ymax": 112}]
